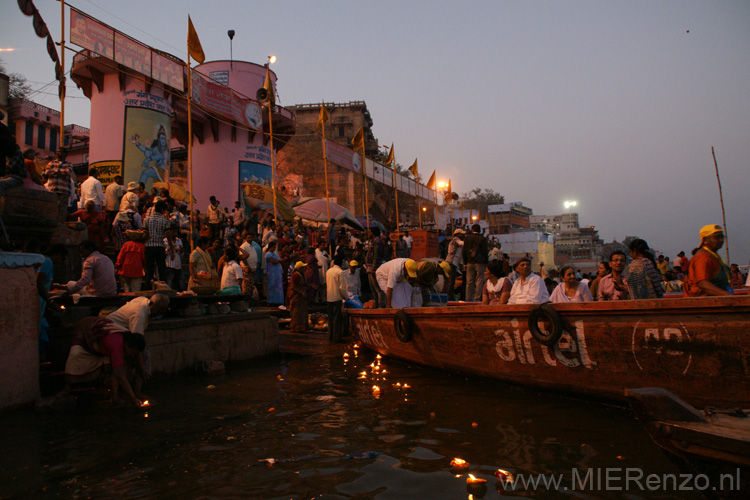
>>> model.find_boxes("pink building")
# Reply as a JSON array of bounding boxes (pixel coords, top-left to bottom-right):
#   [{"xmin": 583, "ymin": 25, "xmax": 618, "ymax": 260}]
[{"xmin": 70, "ymin": 46, "xmax": 295, "ymax": 204}]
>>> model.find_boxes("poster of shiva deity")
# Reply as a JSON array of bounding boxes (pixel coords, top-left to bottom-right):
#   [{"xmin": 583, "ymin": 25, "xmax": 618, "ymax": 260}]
[{"xmin": 123, "ymin": 106, "xmax": 171, "ymax": 192}]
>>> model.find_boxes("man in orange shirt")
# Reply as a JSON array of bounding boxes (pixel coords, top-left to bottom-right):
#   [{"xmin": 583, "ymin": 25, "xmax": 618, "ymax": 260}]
[{"xmin": 683, "ymin": 225, "xmax": 731, "ymax": 297}]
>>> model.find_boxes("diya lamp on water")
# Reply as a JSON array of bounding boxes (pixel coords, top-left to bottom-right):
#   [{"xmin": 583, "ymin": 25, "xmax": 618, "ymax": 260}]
[{"xmin": 466, "ymin": 474, "xmax": 488, "ymax": 497}]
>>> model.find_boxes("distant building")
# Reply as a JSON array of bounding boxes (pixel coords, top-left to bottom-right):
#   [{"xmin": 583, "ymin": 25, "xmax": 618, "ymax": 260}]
[
  {"xmin": 487, "ymin": 202, "xmax": 532, "ymax": 234},
  {"xmin": 0, "ymin": 73, "xmax": 9, "ymax": 126},
  {"xmin": 531, "ymin": 213, "xmax": 603, "ymax": 273},
  {"xmin": 277, "ymin": 101, "xmax": 436, "ymax": 230},
  {"xmin": 494, "ymin": 231, "xmax": 555, "ymax": 274}
]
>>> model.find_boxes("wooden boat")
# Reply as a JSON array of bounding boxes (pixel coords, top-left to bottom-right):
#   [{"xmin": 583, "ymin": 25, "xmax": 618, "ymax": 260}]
[
  {"xmin": 627, "ymin": 387, "xmax": 749, "ymax": 497},
  {"xmin": 626, "ymin": 387, "xmax": 750, "ymax": 468},
  {"xmin": 348, "ymin": 296, "xmax": 750, "ymax": 408}
]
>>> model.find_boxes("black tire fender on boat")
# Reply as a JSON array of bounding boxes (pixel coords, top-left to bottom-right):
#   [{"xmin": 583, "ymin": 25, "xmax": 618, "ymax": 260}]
[
  {"xmin": 528, "ymin": 303, "xmax": 564, "ymax": 347},
  {"xmin": 394, "ymin": 309, "xmax": 415, "ymax": 343}
]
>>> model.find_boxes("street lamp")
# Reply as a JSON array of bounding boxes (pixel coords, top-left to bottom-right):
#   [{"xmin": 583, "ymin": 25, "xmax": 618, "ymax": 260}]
[
  {"xmin": 227, "ymin": 30, "xmax": 235, "ymax": 69},
  {"xmin": 563, "ymin": 200, "xmax": 578, "ymax": 265}
]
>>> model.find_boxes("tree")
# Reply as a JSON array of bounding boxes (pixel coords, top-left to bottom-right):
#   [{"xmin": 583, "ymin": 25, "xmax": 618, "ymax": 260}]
[
  {"xmin": 0, "ymin": 59, "xmax": 32, "ymax": 100},
  {"xmin": 459, "ymin": 188, "xmax": 505, "ymax": 216}
]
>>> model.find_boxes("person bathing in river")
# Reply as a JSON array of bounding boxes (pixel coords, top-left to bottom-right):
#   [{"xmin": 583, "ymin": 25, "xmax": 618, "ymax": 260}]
[
  {"xmin": 550, "ymin": 266, "xmax": 593, "ymax": 303},
  {"xmin": 683, "ymin": 224, "xmax": 732, "ymax": 296}
]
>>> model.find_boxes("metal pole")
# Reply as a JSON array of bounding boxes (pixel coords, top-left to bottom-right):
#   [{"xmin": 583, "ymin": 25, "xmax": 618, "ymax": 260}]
[
  {"xmin": 320, "ymin": 102, "xmax": 332, "ymax": 255},
  {"xmin": 59, "ymin": 0, "xmax": 66, "ymax": 146},
  {"xmin": 266, "ymin": 64, "xmax": 278, "ymax": 228}
]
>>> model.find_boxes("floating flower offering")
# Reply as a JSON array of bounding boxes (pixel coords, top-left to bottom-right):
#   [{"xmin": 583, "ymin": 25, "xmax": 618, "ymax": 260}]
[
  {"xmin": 353, "ymin": 343, "xmax": 360, "ymax": 348},
  {"xmin": 376, "ymin": 354, "xmax": 382, "ymax": 360},
  {"xmin": 495, "ymin": 469, "xmax": 514, "ymax": 482},
  {"xmin": 372, "ymin": 385, "xmax": 381, "ymax": 394},
  {"xmin": 141, "ymin": 400, "xmax": 150, "ymax": 407},
  {"xmin": 450, "ymin": 458, "xmax": 469, "ymax": 468}
]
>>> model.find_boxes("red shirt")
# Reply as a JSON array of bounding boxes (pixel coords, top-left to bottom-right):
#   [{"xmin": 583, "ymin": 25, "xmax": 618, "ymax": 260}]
[
  {"xmin": 98, "ymin": 333, "xmax": 125, "ymax": 368},
  {"xmin": 116, "ymin": 241, "xmax": 146, "ymax": 278}
]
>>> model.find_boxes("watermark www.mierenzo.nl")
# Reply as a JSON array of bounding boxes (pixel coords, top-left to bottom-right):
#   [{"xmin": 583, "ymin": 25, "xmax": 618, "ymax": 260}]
[{"xmin": 496, "ymin": 468, "xmax": 743, "ymax": 492}]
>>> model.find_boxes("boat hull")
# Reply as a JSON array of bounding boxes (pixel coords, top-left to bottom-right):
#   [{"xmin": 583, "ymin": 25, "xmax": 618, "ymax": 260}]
[{"xmin": 349, "ymin": 296, "xmax": 750, "ymax": 408}]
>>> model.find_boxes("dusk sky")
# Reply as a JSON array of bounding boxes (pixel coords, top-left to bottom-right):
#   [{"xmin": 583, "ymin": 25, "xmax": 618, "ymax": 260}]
[{"xmin": 3, "ymin": 0, "xmax": 749, "ymax": 261}]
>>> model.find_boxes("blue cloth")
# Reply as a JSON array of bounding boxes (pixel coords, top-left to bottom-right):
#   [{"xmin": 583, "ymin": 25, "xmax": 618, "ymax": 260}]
[
  {"xmin": 38, "ymin": 257, "xmax": 54, "ymax": 351},
  {"xmin": 265, "ymin": 251, "xmax": 284, "ymax": 305}
]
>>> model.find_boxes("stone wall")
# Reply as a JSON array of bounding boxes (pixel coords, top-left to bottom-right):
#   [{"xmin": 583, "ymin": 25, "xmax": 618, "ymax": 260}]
[
  {"xmin": 144, "ymin": 312, "xmax": 279, "ymax": 374},
  {"xmin": 0, "ymin": 265, "xmax": 40, "ymax": 411}
]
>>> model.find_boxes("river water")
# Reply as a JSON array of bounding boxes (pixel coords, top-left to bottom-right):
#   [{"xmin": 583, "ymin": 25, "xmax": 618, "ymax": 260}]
[{"xmin": 0, "ymin": 340, "xmax": 711, "ymax": 499}]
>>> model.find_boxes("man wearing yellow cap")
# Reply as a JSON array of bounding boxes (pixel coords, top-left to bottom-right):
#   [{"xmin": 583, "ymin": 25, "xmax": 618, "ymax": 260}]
[
  {"xmin": 683, "ymin": 225, "xmax": 732, "ymax": 297},
  {"xmin": 346, "ymin": 260, "xmax": 362, "ymax": 303},
  {"xmin": 415, "ymin": 259, "xmax": 451, "ymax": 305},
  {"xmin": 288, "ymin": 260, "xmax": 309, "ymax": 332},
  {"xmin": 375, "ymin": 257, "xmax": 418, "ymax": 308}
]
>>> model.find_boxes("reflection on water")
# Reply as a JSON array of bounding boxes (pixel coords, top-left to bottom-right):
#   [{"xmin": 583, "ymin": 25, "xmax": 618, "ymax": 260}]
[{"xmin": 0, "ymin": 346, "xmax": 701, "ymax": 499}]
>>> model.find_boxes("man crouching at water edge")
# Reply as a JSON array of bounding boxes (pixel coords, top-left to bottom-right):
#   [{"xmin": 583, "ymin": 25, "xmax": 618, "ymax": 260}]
[
  {"xmin": 376, "ymin": 258, "xmax": 418, "ymax": 308},
  {"xmin": 507, "ymin": 257, "xmax": 550, "ymax": 304},
  {"xmin": 58, "ymin": 294, "xmax": 170, "ymax": 405}
]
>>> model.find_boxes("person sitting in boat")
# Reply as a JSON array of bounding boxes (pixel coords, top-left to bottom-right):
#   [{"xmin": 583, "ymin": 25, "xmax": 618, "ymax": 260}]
[
  {"xmin": 626, "ymin": 239, "xmax": 665, "ymax": 299},
  {"xmin": 683, "ymin": 225, "xmax": 732, "ymax": 296},
  {"xmin": 597, "ymin": 251, "xmax": 629, "ymax": 301},
  {"xmin": 507, "ymin": 257, "xmax": 550, "ymax": 304},
  {"xmin": 550, "ymin": 266, "xmax": 594, "ymax": 303},
  {"xmin": 482, "ymin": 261, "xmax": 511, "ymax": 305},
  {"xmin": 375, "ymin": 257, "xmax": 418, "ymax": 308},
  {"xmin": 588, "ymin": 262, "xmax": 611, "ymax": 300}
]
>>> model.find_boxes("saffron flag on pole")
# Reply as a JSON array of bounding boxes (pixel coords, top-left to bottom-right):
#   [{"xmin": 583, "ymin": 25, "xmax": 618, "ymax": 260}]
[
  {"xmin": 408, "ymin": 159, "xmax": 418, "ymax": 179},
  {"xmin": 426, "ymin": 170, "xmax": 436, "ymax": 189},
  {"xmin": 384, "ymin": 144, "xmax": 394, "ymax": 166},
  {"xmin": 263, "ymin": 66, "xmax": 275, "ymax": 108},
  {"xmin": 447, "ymin": 179, "xmax": 452, "ymax": 196},
  {"xmin": 317, "ymin": 102, "xmax": 329, "ymax": 131},
  {"xmin": 351, "ymin": 126, "xmax": 364, "ymax": 151},
  {"xmin": 187, "ymin": 16, "xmax": 205, "ymax": 64}
]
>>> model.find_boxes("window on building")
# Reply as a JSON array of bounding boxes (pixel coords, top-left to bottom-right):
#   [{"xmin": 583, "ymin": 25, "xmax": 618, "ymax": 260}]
[
  {"xmin": 338, "ymin": 126, "xmax": 344, "ymax": 137},
  {"xmin": 25, "ymin": 121, "xmax": 34, "ymax": 145},
  {"xmin": 49, "ymin": 128, "xmax": 58, "ymax": 152},
  {"xmin": 37, "ymin": 125, "xmax": 46, "ymax": 149}
]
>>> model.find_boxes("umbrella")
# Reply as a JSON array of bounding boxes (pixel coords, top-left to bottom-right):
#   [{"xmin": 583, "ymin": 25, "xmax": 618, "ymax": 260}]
[
  {"xmin": 153, "ymin": 182, "xmax": 195, "ymax": 203},
  {"xmin": 356, "ymin": 215, "xmax": 386, "ymax": 233},
  {"xmin": 293, "ymin": 198, "xmax": 364, "ymax": 231},
  {"xmin": 242, "ymin": 183, "xmax": 296, "ymax": 222}
]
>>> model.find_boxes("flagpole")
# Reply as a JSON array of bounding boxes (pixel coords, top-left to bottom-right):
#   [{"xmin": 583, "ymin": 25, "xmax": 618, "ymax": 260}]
[
  {"xmin": 320, "ymin": 101, "xmax": 332, "ymax": 254},
  {"xmin": 712, "ymin": 146, "xmax": 730, "ymax": 262},
  {"xmin": 363, "ymin": 146, "xmax": 369, "ymax": 235},
  {"xmin": 59, "ymin": 0, "xmax": 66, "ymax": 146},
  {"xmin": 449, "ymin": 180, "xmax": 454, "ymax": 234},
  {"xmin": 187, "ymin": 48, "xmax": 195, "ymax": 251},
  {"xmin": 433, "ymin": 185, "xmax": 439, "ymax": 232},
  {"xmin": 265, "ymin": 63, "xmax": 278, "ymax": 228},
  {"xmin": 391, "ymin": 149, "xmax": 400, "ymax": 236}
]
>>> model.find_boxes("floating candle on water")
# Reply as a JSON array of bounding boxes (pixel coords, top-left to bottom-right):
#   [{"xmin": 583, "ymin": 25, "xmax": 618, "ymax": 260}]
[
  {"xmin": 495, "ymin": 469, "xmax": 514, "ymax": 482},
  {"xmin": 467, "ymin": 474, "xmax": 487, "ymax": 484},
  {"xmin": 450, "ymin": 458, "xmax": 469, "ymax": 469}
]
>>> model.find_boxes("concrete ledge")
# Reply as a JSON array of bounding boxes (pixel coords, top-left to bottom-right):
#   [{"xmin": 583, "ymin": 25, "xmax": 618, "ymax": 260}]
[{"xmin": 146, "ymin": 312, "xmax": 280, "ymax": 374}]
